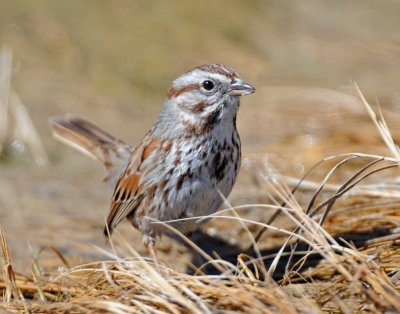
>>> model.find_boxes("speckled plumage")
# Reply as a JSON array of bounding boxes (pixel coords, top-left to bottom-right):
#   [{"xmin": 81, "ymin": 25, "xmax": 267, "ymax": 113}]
[{"xmin": 50, "ymin": 64, "xmax": 255, "ymax": 257}]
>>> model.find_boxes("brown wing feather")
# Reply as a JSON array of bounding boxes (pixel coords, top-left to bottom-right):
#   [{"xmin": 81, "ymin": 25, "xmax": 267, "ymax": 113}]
[{"xmin": 104, "ymin": 138, "xmax": 161, "ymax": 235}]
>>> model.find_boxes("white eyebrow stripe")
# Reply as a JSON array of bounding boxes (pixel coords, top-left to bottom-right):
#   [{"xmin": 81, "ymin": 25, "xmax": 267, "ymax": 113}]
[{"xmin": 174, "ymin": 71, "xmax": 231, "ymax": 88}]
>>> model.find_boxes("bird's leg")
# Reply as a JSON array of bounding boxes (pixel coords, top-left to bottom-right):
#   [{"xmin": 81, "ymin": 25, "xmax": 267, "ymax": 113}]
[
  {"xmin": 142, "ymin": 232, "xmax": 160, "ymax": 267},
  {"xmin": 147, "ymin": 241, "xmax": 159, "ymax": 267}
]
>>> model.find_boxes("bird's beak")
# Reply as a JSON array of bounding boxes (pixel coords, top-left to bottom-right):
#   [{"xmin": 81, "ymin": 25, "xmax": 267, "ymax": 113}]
[{"xmin": 228, "ymin": 79, "xmax": 256, "ymax": 96}]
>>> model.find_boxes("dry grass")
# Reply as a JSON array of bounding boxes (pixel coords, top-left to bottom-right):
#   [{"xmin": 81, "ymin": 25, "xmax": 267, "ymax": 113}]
[
  {"xmin": 0, "ymin": 46, "xmax": 48, "ymax": 165},
  {"xmin": 2, "ymin": 2, "xmax": 400, "ymax": 313},
  {"xmin": 1, "ymin": 88, "xmax": 400, "ymax": 313},
  {"xmin": 1, "ymin": 180, "xmax": 400, "ymax": 313}
]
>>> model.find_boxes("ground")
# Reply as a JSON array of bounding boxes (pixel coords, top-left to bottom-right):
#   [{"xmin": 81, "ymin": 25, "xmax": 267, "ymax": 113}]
[{"xmin": 1, "ymin": 1, "xmax": 400, "ymax": 313}]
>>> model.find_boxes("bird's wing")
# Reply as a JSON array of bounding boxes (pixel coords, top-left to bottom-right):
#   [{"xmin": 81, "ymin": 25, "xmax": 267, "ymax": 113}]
[{"xmin": 104, "ymin": 138, "xmax": 161, "ymax": 235}]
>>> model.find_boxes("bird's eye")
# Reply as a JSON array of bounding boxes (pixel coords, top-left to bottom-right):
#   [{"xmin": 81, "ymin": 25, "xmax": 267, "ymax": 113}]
[{"xmin": 202, "ymin": 80, "xmax": 215, "ymax": 91}]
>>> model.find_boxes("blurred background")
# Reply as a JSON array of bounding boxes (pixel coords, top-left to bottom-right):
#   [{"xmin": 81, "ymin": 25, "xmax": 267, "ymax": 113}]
[{"xmin": 1, "ymin": 0, "xmax": 400, "ymax": 270}]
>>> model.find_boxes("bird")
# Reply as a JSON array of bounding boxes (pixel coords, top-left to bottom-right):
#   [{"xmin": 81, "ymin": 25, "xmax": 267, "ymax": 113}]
[{"xmin": 50, "ymin": 64, "xmax": 255, "ymax": 263}]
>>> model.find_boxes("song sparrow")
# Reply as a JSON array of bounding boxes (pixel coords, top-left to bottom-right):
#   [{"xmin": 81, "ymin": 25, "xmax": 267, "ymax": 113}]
[{"xmin": 50, "ymin": 64, "xmax": 255, "ymax": 262}]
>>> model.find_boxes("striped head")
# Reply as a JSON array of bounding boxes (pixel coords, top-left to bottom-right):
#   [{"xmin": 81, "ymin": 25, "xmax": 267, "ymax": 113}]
[{"xmin": 156, "ymin": 64, "xmax": 255, "ymax": 137}]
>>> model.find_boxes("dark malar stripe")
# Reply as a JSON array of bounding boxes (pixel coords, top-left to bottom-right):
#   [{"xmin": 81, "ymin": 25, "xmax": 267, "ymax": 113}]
[{"xmin": 200, "ymin": 106, "xmax": 222, "ymax": 134}]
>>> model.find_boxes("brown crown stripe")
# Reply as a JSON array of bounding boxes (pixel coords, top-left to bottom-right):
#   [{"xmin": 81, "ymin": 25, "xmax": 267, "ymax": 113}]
[
  {"xmin": 167, "ymin": 84, "xmax": 199, "ymax": 99},
  {"xmin": 196, "ymin": 64, "xmax": 238, "ymax": 80}
]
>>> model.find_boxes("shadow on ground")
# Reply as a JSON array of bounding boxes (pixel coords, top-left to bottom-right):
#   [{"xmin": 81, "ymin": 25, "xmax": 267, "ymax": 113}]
[{"xmin": 183, "ymin": 227, "xmax": 393, "ymax": 280}]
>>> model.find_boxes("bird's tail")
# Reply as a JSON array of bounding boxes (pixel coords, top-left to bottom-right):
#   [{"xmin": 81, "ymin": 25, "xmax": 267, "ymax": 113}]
[{"xmin": 49, "ymin": 115, "xmax": 132, "ymax": 184}]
